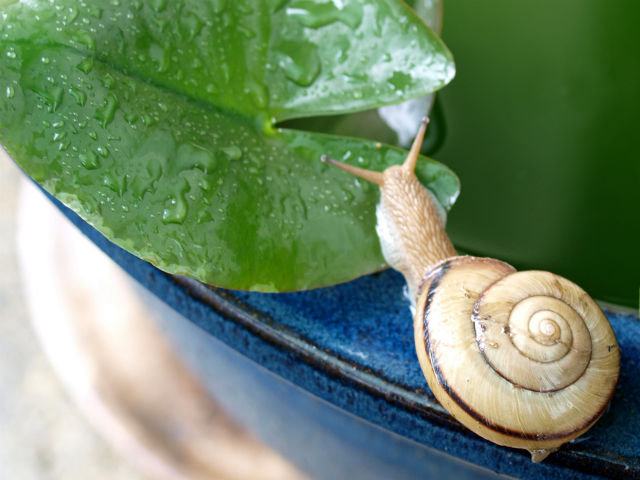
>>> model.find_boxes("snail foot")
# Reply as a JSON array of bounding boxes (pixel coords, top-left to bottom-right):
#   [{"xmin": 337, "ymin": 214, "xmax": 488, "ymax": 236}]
[{"xmin": 529, "ymin": 448, "xmax": 557, "ymax": 463}]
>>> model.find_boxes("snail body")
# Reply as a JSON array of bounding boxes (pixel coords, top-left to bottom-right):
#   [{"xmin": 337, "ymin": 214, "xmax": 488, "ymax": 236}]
[{"xmin": 322, "ymin": 120, "xmax": 620, "ymax": 462}]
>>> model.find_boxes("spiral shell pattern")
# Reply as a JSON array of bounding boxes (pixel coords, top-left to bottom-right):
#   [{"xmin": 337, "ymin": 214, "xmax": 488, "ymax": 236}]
[{"xmin": 414, "ymin": 256, "xmax": 619, "ymax": 454}]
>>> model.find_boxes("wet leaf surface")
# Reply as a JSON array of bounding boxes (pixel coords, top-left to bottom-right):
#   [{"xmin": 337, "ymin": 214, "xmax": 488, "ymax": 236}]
[{"xmin": 0, "ymin": 0, "xmax": 456, "ymax": 291}]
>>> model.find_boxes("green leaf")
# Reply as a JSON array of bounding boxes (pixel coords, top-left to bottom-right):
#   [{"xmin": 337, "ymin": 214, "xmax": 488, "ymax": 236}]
[{"xmin": 0, "ymin": 0, "xmax": 457, "ymax": 291}]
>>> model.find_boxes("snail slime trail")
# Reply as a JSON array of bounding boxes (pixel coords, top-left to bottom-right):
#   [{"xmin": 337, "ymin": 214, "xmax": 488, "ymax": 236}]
[{"xmin": 321, "ymin": 118, "xmax": 620, "ymax": 463}]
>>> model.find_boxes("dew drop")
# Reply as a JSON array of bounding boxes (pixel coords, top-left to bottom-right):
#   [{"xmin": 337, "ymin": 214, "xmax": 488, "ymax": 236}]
[
  {"xmin": 245, "ymin": 79, "xmax": 269, "ymax": 109},
  {"xmin": 236, "ymin": 24, "xmax": 256, "ymax": 39},
  {"xmin": 141, "ymin": 112, "xmax": 156, "ymax": 126},
  {"xmin": 71, "ymin": 30, "xmax": 96, "ymax": 51},
  {"xmin": 356, "ymin": 156, "xmax": 369, "ymax": 167},
  {"xmin": 63, "ymin": 7, "xmax": 79, "ymax": 24},
  {"xmin": 96, "ymin": 145, "xmax": 110, "ymax": 158},
  {"xmin": 356, "ymin": 179, "xmax": 371, "ymax": 193},
  {"xmin": 102, "ymin": 172, "xmax": 126, "ymax": 195},
  {"xmin": 287, "ymin": 1, "xmax": 339, "ymax": 29},
  {"xmin": 195, "ymin": 208, "xmax": 212, "ymax": 225},
  {"xmin": 177, "ymin": 143, "xmax": 216, "ymax": 171},
  {"xmin": 5, "ymin": 86, "xmax": 14, "ymax": 99},
  {"xmin": 221, "ymin": 145, "xmax": 242, "ymax": 161},
  {"xmin": 52, "ymin": 131, "xmax": 66, "ymax": 142},
  {"xmin": 274, "ymin": 40, "xmax": 321, "ymax": 87},
  {"xmin": 68, "ymin": 86, "xmax": 87, "ymax": 106},
  {"xmin": 339, "ymin": 3, "xmax": 363, "ymax": 29},
  {"xmin": 95, "ymin": 94, "xmax": 119, "ymax": 127},
  {"xmin": 179, "ymin": 12, "xmax": 204, "ymax": 40},
  {"xmin": 150, "ymin": 0, "xmax": 168, "ymax": 13},
  {"xmin": 33, "ymin": 84, "xmax": 64, "ymax": 112},
  {"xmin": 101, "ymin": 73, "xmax": 116, "ymax": 89},
  {"xmin": 342, "ymin": 188, "xmax": 355, "ymax": 203},
  {"xmin": 149, "ymin": 43, "xmax": 170, "ymax": 73},
  {"xmin": 76, "ymin": 57, "xmax": 94, "ymax": 73},
  {"xmin": 88, "ymin": 6, "xmax": 103, "ymax": 19},
  {"xmin": 236, "ymin": 2, "xmax": 253, "ymax": 14},
  {"xmin": 125, "ymin": 112, "xmax": 138, "ymax": 124},
  {"xmin": 286, "ymin": 0, "xmax": 362, "ymax": 29},
  {"xmin": 211, "ymin": 0, "xmax": 227, "ymax": 14},
  {"xmin": 80, "ymin": 151, "xmax": 100, "ymax": 169},
  {"xmin": 162, "ymin": 179, "xmax": 189, "ymax": 225}
]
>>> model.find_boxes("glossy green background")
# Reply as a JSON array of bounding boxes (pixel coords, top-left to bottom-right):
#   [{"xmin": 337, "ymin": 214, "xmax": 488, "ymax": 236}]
[{"xmin": 438, "ymin": 1, "xmax": 640, "ymax": 307}]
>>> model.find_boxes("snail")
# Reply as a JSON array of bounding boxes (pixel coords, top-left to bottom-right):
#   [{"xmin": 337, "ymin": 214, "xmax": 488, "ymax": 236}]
[{"xmin": 321, "ymin": 119, "xmax": 620, "ymax": 462}]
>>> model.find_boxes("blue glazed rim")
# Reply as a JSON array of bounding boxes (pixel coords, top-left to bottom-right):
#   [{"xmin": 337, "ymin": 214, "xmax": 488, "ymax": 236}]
[{"xmin": 42, "ymin": 188, "xmax": 639, "ymax": 480}]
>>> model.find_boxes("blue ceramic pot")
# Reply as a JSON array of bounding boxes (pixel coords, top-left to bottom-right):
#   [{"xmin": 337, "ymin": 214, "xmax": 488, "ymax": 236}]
[{"xmin": 48, "ymin": 191, "xmax": 639, "ymax": 480}]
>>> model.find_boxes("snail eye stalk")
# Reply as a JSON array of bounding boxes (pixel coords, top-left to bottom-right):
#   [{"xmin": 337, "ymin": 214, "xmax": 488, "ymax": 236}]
[
  {"xmin": 402, "ymin": 116, "xmax": 429, "ymax": 173},
  {"xmin": 320, "ymin": 155, "xmax": 384, "ymax": 186}
]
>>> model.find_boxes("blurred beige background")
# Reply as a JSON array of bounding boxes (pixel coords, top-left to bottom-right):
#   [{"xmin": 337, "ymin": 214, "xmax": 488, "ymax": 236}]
[
  {"xmin": 0, "ymin": 153, "xmax": 305, "ymax": 480},
  {"xmin": 1, "ymin": 157, "xmax": 148, "ymax": 479}
]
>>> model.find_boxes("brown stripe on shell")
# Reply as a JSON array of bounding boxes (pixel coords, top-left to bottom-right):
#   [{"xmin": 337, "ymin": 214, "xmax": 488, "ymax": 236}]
[
  {"xmin": 421, "ymin": 259, "xmax": 611, "ymax": 442},
  {"xmin": 472, "ymin": 295, "xmax": 592, "ymax": 393}
]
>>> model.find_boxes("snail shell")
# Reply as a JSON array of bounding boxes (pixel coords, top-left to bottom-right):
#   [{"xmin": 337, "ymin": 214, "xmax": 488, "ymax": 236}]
[
  {"xmin": 415, "ymin": 256, "xmax": 619, "ymax": 461},
  {"xmin": 322, "ymin": 118, "xmax": 620, "ymax": 461}
]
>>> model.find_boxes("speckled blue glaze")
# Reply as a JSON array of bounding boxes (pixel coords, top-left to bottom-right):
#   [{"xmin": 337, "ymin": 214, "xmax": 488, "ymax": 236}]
[{"xmin": 47, "ymin": 190, "xmax": 639, "ymax": 479}]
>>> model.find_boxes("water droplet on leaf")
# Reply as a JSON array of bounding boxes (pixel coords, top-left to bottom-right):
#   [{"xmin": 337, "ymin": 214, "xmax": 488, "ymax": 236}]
[
  {"xmin": 68, "ymin": 86, "xmax": 87, "ymax": 106},
  {"xmin": 179, "ymin": 12, "xmax": 204, "ymax": 40},
  {"xmin": 274, "ymin": 40, "xmax": 321, "ymax": 87},
  {"xmin": 150, "ymin": 0, "xmax": 167, "ymax": 13},
  {"xmin": 96, "ymin": 145, "xmax": 110, "ymax": 158},
  {"xmin": 71, "ymin": 30, "xmax": 96, "ymax": 51},
  {"xmin": 211, "ymin": 0, "xmax": 227, "ymax": 14},
  {"xmin": 221, "ymin": 145, "xmax": 242, "ymax": 160},
  {"xmin": 177, "ymin": 143, "xmax": 216, "ymax": 172},
  {"xmin": 245, "ymin": 78, "xmax": 269, "ymax": 109},
  {"xmin": 63, "ymin": 7, "xmax": 79, "ymax": 25},
  {"xmin": 88, "ymin": 6, "xmax": 103, "ymax": 19},
  {"xmin": 101, "ymin": 73, "xmax": 116, "ymax": 89},
  {"xmin": 286, "ymin": 0, "xmax": 362, "ymax": 29},
  {"xmin": 52, "ymin": 131, "xmax": 66, "ymax": 142},
  {"xmin": 125, "ymin": 112, "xmax": 138, "ymax": 124},
  {"xmin": 162, "ymin": 178, "xmax": 189, "ymax": 224},
  {"xmin": 77, "ymin": 57, "xmax": 94, "ymax": 73},
  {"xmin": 80, "ymin": 151, "xmax": 100, "ymax": 169},
  {"xmin": 149, "ymin": 43, "xmax": 170, "ymax": 73},
  {"xmin": 102, "ymin": 172, "xmax": 126, "ymax": 195},
  {"xmin": 31, "ymin": 84, "xmax": 64, "ymax": 112},
  {"xmin": 95, "ymin": 94, "xmax": 119, "ymax": 127}
]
